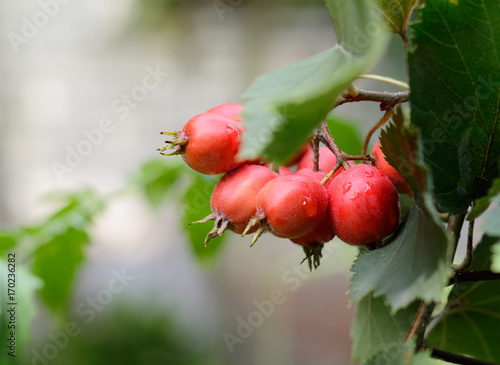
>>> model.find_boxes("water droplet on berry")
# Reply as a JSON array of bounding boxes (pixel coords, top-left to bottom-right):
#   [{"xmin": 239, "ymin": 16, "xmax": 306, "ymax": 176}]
[
  {"xmin": 343, "ymin": 182, "xmax": 352, "ymax": 194},
  {"xmin": 365, "ymin": 182, "xmax": 375, "ymax": 195},
  {"xmin": 302, "ymin": 195, "xmax": 317, "ymax": 217},
  {"xmin": 364, "ymin": 170, "xmax": 374, "ymax": 178},
  {"xmin": 350, "ymin": 190, "xmax": 361, "ymax": 200}
]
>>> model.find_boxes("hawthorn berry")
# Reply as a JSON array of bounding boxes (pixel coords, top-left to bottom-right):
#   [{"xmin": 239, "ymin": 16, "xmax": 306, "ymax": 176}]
[
  {"xmin": 247, "ymin": 174, "xmax": 329, "ymax": 241},
  {"xmin": 328, "ymin": 164, "xmax": 400, "ymax": 246},
  {"xmin": 158, "ymin": 112, "xmax": 248, "ymax": 175},
  {"xmin": 194, "ymin": 165, "xmax": 278, "ymax": 244},
  {"xmin": 293, "ymin": 168, "xmax": 334, "ymax": 243},
  {"xmin": 371, "ymin": 141, "xmax": 412, "ymax": 195}
]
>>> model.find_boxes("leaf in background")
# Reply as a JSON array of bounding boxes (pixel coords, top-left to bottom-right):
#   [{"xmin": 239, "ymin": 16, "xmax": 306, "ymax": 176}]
[
  {"xmin": 365, "ymin": 340, "xmax": 439, "ymax": 365},
  {"xmin": 426, "ymin": 235, "xmax": 500, "ymax": 363},
  {"xmin": 29, "ymin": 189, "xmax": 103, "ymax": 315},
  {"xmin": 468, "ymin": 178, "xmax": 500, "ymax": 220},
  {"xmin": 43, "ymin": 189, "xmax": 103, "ymax": 232},
  {"xmin": 181, "ymin": 175, "xmax": 225, "ymax": 264},
  {"xmin": 492, "ymin": 242, "xmax": 500, "ymax": 273},
  {"xmin": 409, "ymin": 0, "xmax": 500, "ymax": 214},
  {"xmin": 374, "ymin": 0, "xmax": 417, "ymax": 42},
  {"xmin": 325, "ymin": 115, "xmax": 363, "ymax": 155},
  {"xmin": 351, "ymin": 294, "xmax": 419, "ymax": 362},
  {"xmin": 0, "ymin": 261, "xmax": 42, "ymax": 365},
  {"xmin": 350, "ymin": 203, "xmax": 451, "ymax": 311},
  {"xmin": 240, "ymin": 0, "xmax": 389, "ymax": 164},
  {"xmin": 135, "ymin": 159, "xmax": 183, "ymax": 209},
  {"xmin": 33, "ymin": 228, "xmax": 88, "ymax": 315}
]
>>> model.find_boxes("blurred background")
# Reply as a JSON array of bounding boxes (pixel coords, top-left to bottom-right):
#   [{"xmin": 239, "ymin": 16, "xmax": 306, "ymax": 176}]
[{"xmin": 0, "ymin": 1, "xmax": 409, "ymax": 364}]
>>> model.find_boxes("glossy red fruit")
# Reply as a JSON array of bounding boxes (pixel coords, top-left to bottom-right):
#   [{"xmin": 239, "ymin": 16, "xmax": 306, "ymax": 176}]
[
  {"xmin": 328, "ymin": 164, "xmax": 400, "ymax": 246},
  {"xmin": 207, "ymin": 165, "xmax": 278, "ymax": 237},
  {"xmin": 278, "ymin": 166, "xmax": 293, "ymax": 176},
  {"xmin": 371, "ymin": 141, "xmax": 412, "ymax": 195},
  {"xmin": 292, "ymin": 169, "xmax": 335, "ymax": 244},
  {"xmin": 159, "ymin": 113, "xmax": 247, "ymax": 175},
  {"xmin": 205, "ymin": 103, "xmax": 243, "ymax": 122},
  {"xmin": 255, "ymin": 175, "xmax": 329, "ymax": 239}
]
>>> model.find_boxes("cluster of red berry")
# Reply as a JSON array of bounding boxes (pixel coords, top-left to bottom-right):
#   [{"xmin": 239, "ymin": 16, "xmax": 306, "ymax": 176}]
[{"xmin": 159, "ymin": 104, "xmax": 408, "ymax": 268}]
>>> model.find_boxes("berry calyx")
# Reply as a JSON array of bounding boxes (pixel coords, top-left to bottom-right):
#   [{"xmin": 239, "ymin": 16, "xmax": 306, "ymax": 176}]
[
  {"xmin": 371, "ymin": 141, "xmax": 412, "ymax": 195},
  {"xmin": 246, "ymin": 175, "xmax": 329, "ymax": 243},
  {"xmin": 159, "ymin": 112, "xmax": 247, "ymax": 175},
  {"xmin": 328, "ymin": 164, "xmax": 400, "ymax": 246},
  {"xmin": 193, "ymin": 165, "xmax": 278, "ymax": 245}
]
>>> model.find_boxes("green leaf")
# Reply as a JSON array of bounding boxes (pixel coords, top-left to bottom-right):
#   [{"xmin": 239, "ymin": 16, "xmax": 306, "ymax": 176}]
[
  {"xmin": 350, "ymin": 203, "xmax": 451, "ymax": 311},
  {"xmin": 426, "ymin": 235, "xmax": 500, "ymax": 363},
  {"xmin": 135, "ymin": 159, "xmax": 183, "ymax": 209},
  {"xmin": 32, "ymin": 228, "xmax": 89, "ymax": 315},
  {"xmin": 240, "ymin": 0, "xmax": 389, "ymax": 164},
  {"xmin": 409, "ymin": 0, "xmax": 500, "ymax": 214},
  {"xmin": 325, "ymin": 115, "xmax": 363, "ymax": 155},
  {"xmin": 43, "ymin": 189, "xmax": 103, "ymax": 233},
  {"xmin": 468, "ymin": 178, "xmax": 500, "ymax": 220},
  {"xmin": 374, "ymin": 0, "xmax": 417, "ymax": 40},
  {"xmin": 492, "ymin": 242, "xmax": 500, "ymax": 273},
  {"xmin": 351, "ymin": 294, "xmax": 419, "ymax": 362},
  {"xmin": 365, "ymin": 341, "xmax": 439, "ymax": 365},
  {"xmin": 0, "ymin": 260, "xmax": 42, "ymax": 365},
  {"xmin": 181, "ymin": 175, "xmax": 225, "ymax": 264}
]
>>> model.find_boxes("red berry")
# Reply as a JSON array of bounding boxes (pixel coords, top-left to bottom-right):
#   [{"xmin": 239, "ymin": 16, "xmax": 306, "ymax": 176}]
[
  {"xmin": 255, "ymin": 175, "xmax": 329, "ymax": 239},
  {"xmin": 210, "ymin": 165, "xmax": 278, "ymax": 234},
  {"xmin": 205, "ymin": 103, "xmax": 243, "ymax": 122},
  {"xmin": 371, "ymin": 141, "xmax": 412, "ymax": 195},
  {"xmin": 159, "ymin": 113, "xmax": 248, "ymax": 175},
  {"xmin": 278, "ymin": 166, "xmax": 293, "ymax": 176},
  {"xmin": 328, "ymin": 164, "xmax": 400, "ymax": 246},
  {"xmin": 292, "ymin": 169, "xmax": 335, "ymax": 244},
  {"xmin": 195, "ymin": 165, "xmax": 278, "ymax": 245}
]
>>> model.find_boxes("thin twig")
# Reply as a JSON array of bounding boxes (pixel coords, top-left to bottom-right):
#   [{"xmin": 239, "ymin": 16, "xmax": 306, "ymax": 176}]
[
  {"xmin": 448, "ymin": 270, "xmax": 500, "ymax": 286},
  {"xmin": 423, "ymin": 345, "xmax": 499, "ymax": 365},
  {"xmin": 335, "ymin": 88, "xmax": 410, "ymax": 110},
  {"xmin": 404, "ymin": 301, "xmax": 436, "ymax": 351},
  {"xmin": 362, "ymin": 109, "xmax": 393, "ymax": 156},
  {"xmin": 448, "ymin": 213, "xmax": 466, "ymax": 261},
  {"xmin": 453, "ymin": 218, "xmax": 475, "ymax": 271}
]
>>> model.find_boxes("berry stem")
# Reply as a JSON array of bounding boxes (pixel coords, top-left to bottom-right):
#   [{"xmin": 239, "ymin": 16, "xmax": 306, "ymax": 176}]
[
  {"xmin": 361, "ymin": 109, "xmax": 392, "ymax": 156},
  {"xmin": 319, "ymin": 122, "xmax": 351, "ymax": 169},
  {"xmin": 452, "ymin": 217, "xmax": 475, "ymax": 271},
  {"xmin": 448, "ymin": 213, "xmax": 467, "ymax": 263},
  {"xmin": 310, "ymin": 134, "xmax": 321, "ymax": 172},
  {"xmin": 335, "ymin": 88, "xmax": 410, "ymax": 110}
]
